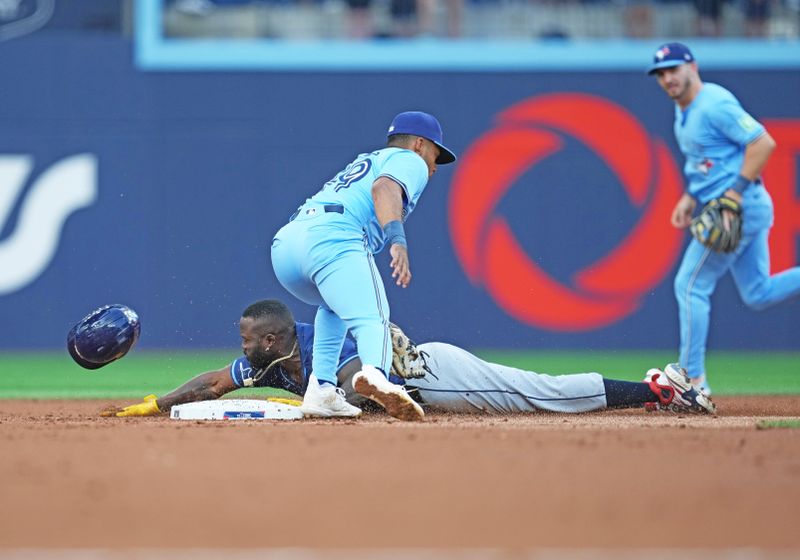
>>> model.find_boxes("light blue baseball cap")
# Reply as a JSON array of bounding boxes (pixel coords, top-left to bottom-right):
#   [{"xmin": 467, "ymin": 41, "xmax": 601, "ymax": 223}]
[
  {"xmin": 647, "ymin": 42, "xmax": 695, "ymax": 75},
  {"xmin": 387, "ymin": 111, "xmax": 457, "ymax": 164}
]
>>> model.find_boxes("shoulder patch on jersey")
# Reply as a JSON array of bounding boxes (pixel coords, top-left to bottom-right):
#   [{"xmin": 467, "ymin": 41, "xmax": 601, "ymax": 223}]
[{"xmin": 738, "ymin": 114, "xmax": 758, "ymax": 132}]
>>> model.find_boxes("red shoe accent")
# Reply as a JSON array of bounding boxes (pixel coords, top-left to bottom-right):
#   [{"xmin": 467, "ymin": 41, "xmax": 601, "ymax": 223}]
[{"xmin": 648, "ymin": 372, "xmax": 675, "ymax": 406}]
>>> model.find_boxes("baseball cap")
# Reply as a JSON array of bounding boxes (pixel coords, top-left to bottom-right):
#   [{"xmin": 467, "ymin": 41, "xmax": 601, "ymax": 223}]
[
  {"xmin": 387, "ymin": 111, "xmax": 457, "ymax": 165},
  {"xmin": 646, "ymin": 42, "xmax": 695, "ymax": 75}
]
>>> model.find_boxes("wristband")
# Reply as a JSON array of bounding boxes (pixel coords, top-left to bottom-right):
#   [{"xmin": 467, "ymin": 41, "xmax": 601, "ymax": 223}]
[
  {"xmin": 731, "ymin": 174, "xmax": 752, "ymax": 194},
  {"xmin": 383, "ymin": 220, "xmax": 407, "ymax": 247}
]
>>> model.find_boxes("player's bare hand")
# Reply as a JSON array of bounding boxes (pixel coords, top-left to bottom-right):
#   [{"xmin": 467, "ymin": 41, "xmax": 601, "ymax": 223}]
[
  {"xmin": 671, "ymin": 193, "xmax": 696, "ymax": 229},
  {"xmin": 389, "ymin": 244, "xmax": 411, "ymax": 288},
  {"xmin": 723, "ymin": 188, "xmax": 743, "ymax": 204},
  {"xmin": 721, "ymin": 189, "xmax": 742, "ymax": 232}
]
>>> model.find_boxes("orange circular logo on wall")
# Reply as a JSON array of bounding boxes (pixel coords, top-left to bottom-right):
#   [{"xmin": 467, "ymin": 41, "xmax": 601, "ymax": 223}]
[{"xmin": 449, "ymin": 93, "xmax": 684, "ymax": 331}]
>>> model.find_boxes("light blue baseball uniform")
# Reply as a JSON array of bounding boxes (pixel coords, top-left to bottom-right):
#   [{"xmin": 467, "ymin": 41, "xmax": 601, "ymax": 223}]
[
  {"xmin": 271, "ymin": 148, "xmax": 430, "ymax": 385},
  {"xmin": 672, "ymin": 83, "xmax": 800, "ymax": 385}
]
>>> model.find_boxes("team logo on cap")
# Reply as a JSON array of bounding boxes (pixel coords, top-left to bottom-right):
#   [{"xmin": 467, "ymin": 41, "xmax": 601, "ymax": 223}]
[{"xmin": 655, "ymin": 46, "xmax": 671, "ymax": 60}]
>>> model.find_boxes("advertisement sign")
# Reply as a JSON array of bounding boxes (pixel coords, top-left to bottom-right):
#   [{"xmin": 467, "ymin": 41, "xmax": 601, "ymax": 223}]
[{"xmin": 1, "ymin": 37, "xmax": 797, "ymax": 350}]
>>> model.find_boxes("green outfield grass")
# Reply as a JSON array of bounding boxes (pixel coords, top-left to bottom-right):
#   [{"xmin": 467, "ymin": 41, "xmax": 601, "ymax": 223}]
[
  {"xmin": 0, "ymin": 350, "xmax": 798, "ymax": 399},
  {"xmin": 756, "ymin": 419, "xmax": 800, "ymax": 429},
  {"xmin": 0, "ymin": 351, "xmax": 296, "ymax": 400}
]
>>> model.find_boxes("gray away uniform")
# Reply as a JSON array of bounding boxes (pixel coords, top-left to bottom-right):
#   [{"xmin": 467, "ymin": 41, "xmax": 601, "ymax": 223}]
[{"xmin": 342, "ymin": 342, "xmax": 608, "ymax": 414}]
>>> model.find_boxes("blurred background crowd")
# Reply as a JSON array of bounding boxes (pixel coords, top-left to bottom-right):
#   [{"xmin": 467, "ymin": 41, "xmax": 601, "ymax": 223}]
[{"xmin": 0, "ymin": 0, "xmax": 797, "ymax": 42}]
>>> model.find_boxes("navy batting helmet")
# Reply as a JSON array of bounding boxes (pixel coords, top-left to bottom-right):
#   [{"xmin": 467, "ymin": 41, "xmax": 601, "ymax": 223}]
[{"xmin": 67, "ymin": 304, "xmax": 141, "ymax": 369}]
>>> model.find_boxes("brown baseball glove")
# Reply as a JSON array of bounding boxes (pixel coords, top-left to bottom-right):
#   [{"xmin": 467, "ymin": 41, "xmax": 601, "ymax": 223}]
[{"xmin": 389, "ymin": 323, "xmax": 431, "ymax": 379}]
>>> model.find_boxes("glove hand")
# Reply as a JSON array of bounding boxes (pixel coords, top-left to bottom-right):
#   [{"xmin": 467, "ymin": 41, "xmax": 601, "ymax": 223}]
[
  {"xmin": 689, "ymin": 196, "xmax": 743, "ymax": 253},
  {"xmin": 390, "ymin": 323, "xmax": 431, "ymax": 379},
  {"xmin": 100, "ymin": 394, "xmax": 161, "ymax": 417}
]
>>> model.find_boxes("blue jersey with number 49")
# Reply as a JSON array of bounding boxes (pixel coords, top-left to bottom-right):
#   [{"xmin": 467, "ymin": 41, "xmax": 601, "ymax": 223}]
[
  {"xmin": 306, "ymin": 147, "xmax": 429, "ymax": 253},
  {"xmin": 674, "ymin": 82, "xmax": 766, "ymax": 203}
]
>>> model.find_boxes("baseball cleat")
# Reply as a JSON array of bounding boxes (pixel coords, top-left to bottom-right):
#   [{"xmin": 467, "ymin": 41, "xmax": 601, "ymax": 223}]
[
  {"xmin": 646, "ymin": 364, "xmax": 715, "ymax": 414},
  {"xmin": 352, "ymin": 365, "xmax": 424, "ymax": 422},
  {"xmin": 689, "ymin": 373, "xmax": 712, "ymax": 396},
  {"xmin": 300, "ymin": 374, "xmax": 362, "ymax": 418}
]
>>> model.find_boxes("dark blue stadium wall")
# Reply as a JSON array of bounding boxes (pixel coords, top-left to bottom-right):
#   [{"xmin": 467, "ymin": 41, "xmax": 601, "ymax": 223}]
[{"xmin": 1, "ymin": 36, "xmax": 798, "ymax": 350}]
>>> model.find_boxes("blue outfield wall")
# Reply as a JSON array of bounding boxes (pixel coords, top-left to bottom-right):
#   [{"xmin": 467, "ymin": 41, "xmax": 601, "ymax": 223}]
[{"xmin": 0, "ymin": 35, "xmax": 798, "ymax": 352}]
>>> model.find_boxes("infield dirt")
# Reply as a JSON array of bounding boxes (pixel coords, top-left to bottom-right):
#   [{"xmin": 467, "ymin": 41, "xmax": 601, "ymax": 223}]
[{"xmin": 1, "ymin": 397, "xmax": 799, "ymax": 551}]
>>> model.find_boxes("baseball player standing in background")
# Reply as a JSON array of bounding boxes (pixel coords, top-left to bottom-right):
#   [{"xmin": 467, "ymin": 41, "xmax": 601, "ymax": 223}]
[
  {"xmin": 648, "ymin": 42, "xmax": 800, "ymax": 393},
  {"xmin": 271, "ymin": 111, "xmax": 456, "ymax": 421},
  {"xmin": 100, "ymin": 299, "xmax": 715, "ymax": 418}
]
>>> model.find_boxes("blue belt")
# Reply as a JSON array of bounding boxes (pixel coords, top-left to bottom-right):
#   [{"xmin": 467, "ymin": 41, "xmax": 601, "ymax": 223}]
[{"xmin": 289, "ymin": 204, "xmax": 344, "ymax": 221}]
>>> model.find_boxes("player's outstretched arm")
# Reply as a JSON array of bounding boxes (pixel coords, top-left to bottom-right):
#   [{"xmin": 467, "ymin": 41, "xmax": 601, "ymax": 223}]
[
  {"xmin": 157, "ymin": 367, "xmax": 238, "ymax": 410},
  {"xmin": 100, "ymin": 366, "xmax": 236, "ymax": 417},
  {"xmin": 372, "ymin": 177, "xmax": 411, "ymax": 287}
]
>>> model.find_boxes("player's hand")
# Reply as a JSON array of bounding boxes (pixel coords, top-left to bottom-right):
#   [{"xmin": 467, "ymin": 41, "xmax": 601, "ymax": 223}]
[
  {"xmin": 100, "ymin": 394, "xmax": 162, "ymax": 417},
  {"xmin": 723, "ymin": 188, "xmax": 743, "ymax": 204},
  {"xmin": 389, "ymin": 244, "xmax": 411, "ymax": 288},
  {"xmin": 671, "ymin": 193, "xmax": 697, "ymax": 229},
  {"xmin": 721, "ymin": 189, "xmax": 743, "ymax": 232}
]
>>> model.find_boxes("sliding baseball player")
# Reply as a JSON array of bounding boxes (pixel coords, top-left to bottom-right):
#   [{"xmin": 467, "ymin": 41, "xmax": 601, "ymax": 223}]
[{"xmin": 100, "ymin": 299, "xmax": 714, "ymax": 418}]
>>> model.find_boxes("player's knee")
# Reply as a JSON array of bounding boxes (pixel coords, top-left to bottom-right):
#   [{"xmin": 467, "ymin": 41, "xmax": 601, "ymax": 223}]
[
  {"xmin": 740, "ymin": 283, "xmax": 770, "ymax": 310},
  {"xmin": 673, "ymin": 272, "xmax": 690, "ymax": 303}
]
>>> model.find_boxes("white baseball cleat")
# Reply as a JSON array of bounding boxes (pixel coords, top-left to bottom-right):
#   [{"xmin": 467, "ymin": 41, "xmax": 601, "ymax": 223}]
[
  {"xmin": 352, "ymin": 365, "xmax": 424, "ymax": 422},
  {"xmin": 645, "ymin": 363, "xmax": 716, "ymax": 415},
  {"xmin": 689, "ymin": 373, "xmax": 712, "ymax": 396},
  {"xmin": 300, "ymin": 374, "xmax": 362, "ymax": 418}
]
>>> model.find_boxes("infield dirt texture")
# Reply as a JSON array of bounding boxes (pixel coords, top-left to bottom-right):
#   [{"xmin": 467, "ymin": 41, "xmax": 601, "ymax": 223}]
[{"xmin": 1, "ymin": 397, "xmax": 799, "ymax": 558}]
